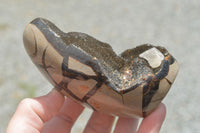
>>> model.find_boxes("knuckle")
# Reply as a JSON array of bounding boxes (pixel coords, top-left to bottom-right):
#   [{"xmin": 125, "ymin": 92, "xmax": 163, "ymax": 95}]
[{"xmin": 18, "ymin": 98, "xmax": 36, "ymax": 109}]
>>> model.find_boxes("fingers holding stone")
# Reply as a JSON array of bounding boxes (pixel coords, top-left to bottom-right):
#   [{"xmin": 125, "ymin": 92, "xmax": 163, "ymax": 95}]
[
  {"xmin": 83, "ymin": 111, "xmax": 115, "ymax": 133},
  {"xmin": 113, "ymin": 117, "xmax": 139, "ymax": 133},
  {"xmin": 42, "ymin": 98, "xmax": 84, "ymax": 133},
  {"xmin": 6, "ymin": 89, "xmax": 65, "ymax": 133}
]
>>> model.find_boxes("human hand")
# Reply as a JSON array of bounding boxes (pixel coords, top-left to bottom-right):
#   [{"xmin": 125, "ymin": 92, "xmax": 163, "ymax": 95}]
[{"xmin": 6, "ymin": 89, "xmax": 166, "ymax": 133}]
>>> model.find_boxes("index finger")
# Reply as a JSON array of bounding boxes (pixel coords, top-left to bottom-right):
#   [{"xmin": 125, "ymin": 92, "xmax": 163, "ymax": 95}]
[{"xmin": 6, "ymin": 89, "xmax": 65, "ymax": 133}]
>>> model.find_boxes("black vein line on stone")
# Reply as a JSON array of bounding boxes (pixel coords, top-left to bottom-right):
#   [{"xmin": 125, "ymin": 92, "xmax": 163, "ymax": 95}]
[
  {"xmin": 82, "ymin": 82, "xmax": 102, "ymax": 102},
  {"xmin": 121, "ymin": 94, "xmax": 124, "ymax": 104},
  {"xmin": 164, "ymin": 78, "xmax": 172, "ymax": 85},
  {"xmin": 58, "ymin": 81, "xmax": 82, "ymax": 101},
  {"xmin": 42, "ymin": 47, "xmax": 81, "ymax": 101},
  {"xmin": 41, "ymin": 46, "xmax": 77, "ymax": 100},
  {"xmin": 31, "ymin": 28, "xmax": 38, "ymax": 57},
  {"xmin": 64, "ymin": 88, "xmax": 82, "ymax": 101},
  {"xmin": 42, "ymin": 46, "xmax": 57, "ymax": 86}
]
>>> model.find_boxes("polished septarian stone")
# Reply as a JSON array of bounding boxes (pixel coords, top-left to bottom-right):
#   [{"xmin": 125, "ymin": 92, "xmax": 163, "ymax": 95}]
[{"xmin": 23, "ymin": 18, "xmax": 179, "ymax": 118}]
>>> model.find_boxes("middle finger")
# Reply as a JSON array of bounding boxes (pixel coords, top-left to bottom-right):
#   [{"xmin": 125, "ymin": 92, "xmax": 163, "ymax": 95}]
[{"xmin": 83, "ymin": 111, "xmax": 115, "ymax": 133}]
